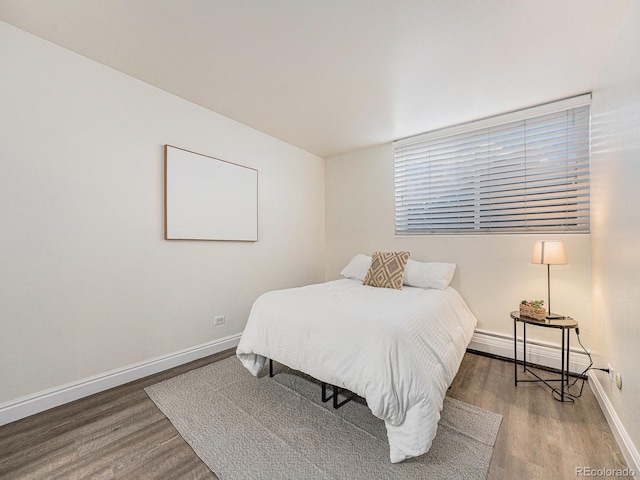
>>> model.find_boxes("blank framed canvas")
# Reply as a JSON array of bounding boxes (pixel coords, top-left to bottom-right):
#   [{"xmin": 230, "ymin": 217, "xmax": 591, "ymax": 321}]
[{"xmin": 164, "ymin": 145, "xmax": 258, "ymax": 241}]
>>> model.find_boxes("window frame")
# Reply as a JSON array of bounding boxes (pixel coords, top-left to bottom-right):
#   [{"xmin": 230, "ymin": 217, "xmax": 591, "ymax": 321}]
[{"xmin": 394, "ymin": 94, "xmax": 591, "ymax": 236}]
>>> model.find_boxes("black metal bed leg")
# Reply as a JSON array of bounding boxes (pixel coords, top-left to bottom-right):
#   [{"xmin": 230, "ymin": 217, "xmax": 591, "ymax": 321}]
[
  {"xmin": 333, "ymin": 386, "xmax": 353, "ymax": 409},
  {"xmin": 333, "ymin": 385, "xmax": 340, "ymax": 409},
  {"xmin": 321, "ymin": 382, "xmax": 353, "ymax": 409},
  {"xmin": 269, "ymin": 362, "xmax": 353, "ymax": 409}
]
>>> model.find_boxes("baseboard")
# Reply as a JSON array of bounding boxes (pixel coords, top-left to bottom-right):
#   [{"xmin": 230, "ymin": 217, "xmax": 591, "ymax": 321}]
[
  {"xmin": 468, "ymin": 329, "xmax": 591, "ymax": 374},
  {"xmin": 0, "ymin": 333, "xmax": 241, "ymax": 427},
  {"xmin": 588, "ymin": 371, "xmax": 640, "ymax": 474}
]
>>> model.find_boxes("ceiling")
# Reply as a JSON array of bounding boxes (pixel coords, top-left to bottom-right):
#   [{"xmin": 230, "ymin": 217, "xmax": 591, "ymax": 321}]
[{"xmin": 0, "ymin": 0, "xmax": 631, "ymax": 158}]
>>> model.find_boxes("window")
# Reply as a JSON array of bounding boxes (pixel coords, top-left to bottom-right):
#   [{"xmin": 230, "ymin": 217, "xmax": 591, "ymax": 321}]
[{"xmin": 394, "ymin": 95, "xmax": 590, "ymax": 235}]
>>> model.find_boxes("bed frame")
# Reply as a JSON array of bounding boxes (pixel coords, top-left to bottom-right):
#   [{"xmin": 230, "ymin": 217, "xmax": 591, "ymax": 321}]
[{"xmin": 269, "ymin": 358, "xmax": 353, "ymax": 409}]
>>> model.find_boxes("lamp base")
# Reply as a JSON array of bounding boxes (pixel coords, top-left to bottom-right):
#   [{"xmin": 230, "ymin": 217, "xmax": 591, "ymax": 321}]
[{"xmin": 546, "ymin": 312, "xmax": 565, "ymax": 320}]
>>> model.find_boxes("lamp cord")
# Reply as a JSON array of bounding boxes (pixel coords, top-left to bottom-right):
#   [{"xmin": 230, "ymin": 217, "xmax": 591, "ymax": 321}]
[{"xmin": 549, "ymin": 328, "xmax": 606, "ymax": 401}]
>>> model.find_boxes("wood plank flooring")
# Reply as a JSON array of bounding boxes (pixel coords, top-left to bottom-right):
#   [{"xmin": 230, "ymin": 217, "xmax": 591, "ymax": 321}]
[
  {"xmin": 0, "ymin": 350, "xmax": 630, "ymax": 479},
  {"xmin": 448, "ymin": 352, "xmax": 631, "ymax": 479}
]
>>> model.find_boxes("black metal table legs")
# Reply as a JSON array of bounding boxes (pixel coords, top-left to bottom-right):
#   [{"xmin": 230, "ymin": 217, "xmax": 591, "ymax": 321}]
[{"xmin": 514, "ymin": 319, "xmax": 574, "ymax": 402}]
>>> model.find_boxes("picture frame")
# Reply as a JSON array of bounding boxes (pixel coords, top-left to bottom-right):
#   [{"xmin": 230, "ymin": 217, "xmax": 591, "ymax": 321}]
[{"xmin": 164, "ymin": 145, "xmax": 258, "ymax": 241}]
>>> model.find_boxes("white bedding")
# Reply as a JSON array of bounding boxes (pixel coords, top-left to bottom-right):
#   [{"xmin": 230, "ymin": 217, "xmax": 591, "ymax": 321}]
[{"xmin": 236, "ymin": 279, "xmax": 478, "ymax": 463}]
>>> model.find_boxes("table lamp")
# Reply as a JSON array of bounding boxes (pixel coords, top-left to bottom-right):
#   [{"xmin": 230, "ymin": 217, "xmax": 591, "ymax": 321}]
[{"xmin": 531, "ymin": 240, "xmax": 567, "ymax": 319}]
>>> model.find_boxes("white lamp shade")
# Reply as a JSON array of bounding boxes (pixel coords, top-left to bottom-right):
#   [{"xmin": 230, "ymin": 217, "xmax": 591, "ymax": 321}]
[{"xmin": 531, "ymin": 241, "xmax": 567, "ymax": 265}]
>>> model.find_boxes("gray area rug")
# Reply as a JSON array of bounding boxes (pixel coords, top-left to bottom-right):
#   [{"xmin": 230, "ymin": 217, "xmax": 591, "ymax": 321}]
[{"xmin": 145, "ymin": 356, "xmax": 502, "ymax": 480}]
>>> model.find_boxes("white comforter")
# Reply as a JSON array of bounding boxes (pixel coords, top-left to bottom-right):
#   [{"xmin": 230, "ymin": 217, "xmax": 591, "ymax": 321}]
[{"xmin": 236, "ymin": 279, "xmax": 477, "ymax": 463}]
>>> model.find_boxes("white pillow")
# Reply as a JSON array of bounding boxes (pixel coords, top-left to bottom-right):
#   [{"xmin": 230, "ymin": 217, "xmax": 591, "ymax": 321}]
[
  {"xmin": 340, "ymin": 254, "xmax": 372, "ymax": 281},
  {"xmin": 403, "ymin": 260, "xmax": 456, "ymax": 290}
]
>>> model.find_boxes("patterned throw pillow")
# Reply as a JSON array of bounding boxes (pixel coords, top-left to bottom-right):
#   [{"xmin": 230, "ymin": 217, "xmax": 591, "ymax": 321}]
[{"xmin": 363, "ymin": 251, "xmax": 410, "ymax": 290}]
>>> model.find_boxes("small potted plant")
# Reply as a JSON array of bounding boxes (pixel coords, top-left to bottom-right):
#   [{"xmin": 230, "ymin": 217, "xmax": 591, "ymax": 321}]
[{"xmin": 519, "ymin": 299, "xmax": 546, "ymax": 320}]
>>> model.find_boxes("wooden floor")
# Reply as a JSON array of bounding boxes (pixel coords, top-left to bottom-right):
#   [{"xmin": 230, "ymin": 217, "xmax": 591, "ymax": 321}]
[
  {"xmin": 449, "ymin": 353, "xmax": 631, "ymax": 480},
  {"xmin": 0, "ymin": 350, "xmax": 630, "ymax": 479}
]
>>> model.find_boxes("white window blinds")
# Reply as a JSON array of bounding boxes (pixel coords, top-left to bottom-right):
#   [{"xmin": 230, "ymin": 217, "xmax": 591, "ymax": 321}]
[{"xmin": 394, "ymin": 95, "xmax": 591, "ymax": 235}]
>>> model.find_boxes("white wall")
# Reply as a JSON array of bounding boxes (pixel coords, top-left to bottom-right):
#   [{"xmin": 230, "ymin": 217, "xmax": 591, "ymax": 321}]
[
  {"xmin": 590, "ymin": 0, "xmax": 640, "ymax": 465},
  {"xmin": 325, "ymin": 143, "xmax": 592, "ymax": 347},
  {"xmin": 0, "ymin": 22, "xmax": 325, "ymax": 405}
]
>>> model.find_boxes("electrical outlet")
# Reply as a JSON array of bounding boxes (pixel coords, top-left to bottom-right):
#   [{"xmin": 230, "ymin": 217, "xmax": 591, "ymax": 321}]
[
  {"xmin": 615, "ymin": 372, "xmax": 622, "ymax": 390},
  {"xmin": 214, "ymin": 315, "xmax": 225, "ymax": 326}
]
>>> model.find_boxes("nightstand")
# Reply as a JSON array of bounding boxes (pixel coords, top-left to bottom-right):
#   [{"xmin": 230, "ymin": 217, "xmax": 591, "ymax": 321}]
[{"xmin": 511, "ymin": 311, "xmax": 579, "ymax": 402}]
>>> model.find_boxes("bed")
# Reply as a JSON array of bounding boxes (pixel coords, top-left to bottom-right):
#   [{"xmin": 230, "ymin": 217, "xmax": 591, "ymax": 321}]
[{"xmin": 236, "ymin": 255, "xmax": 478, "ymax": 463}]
